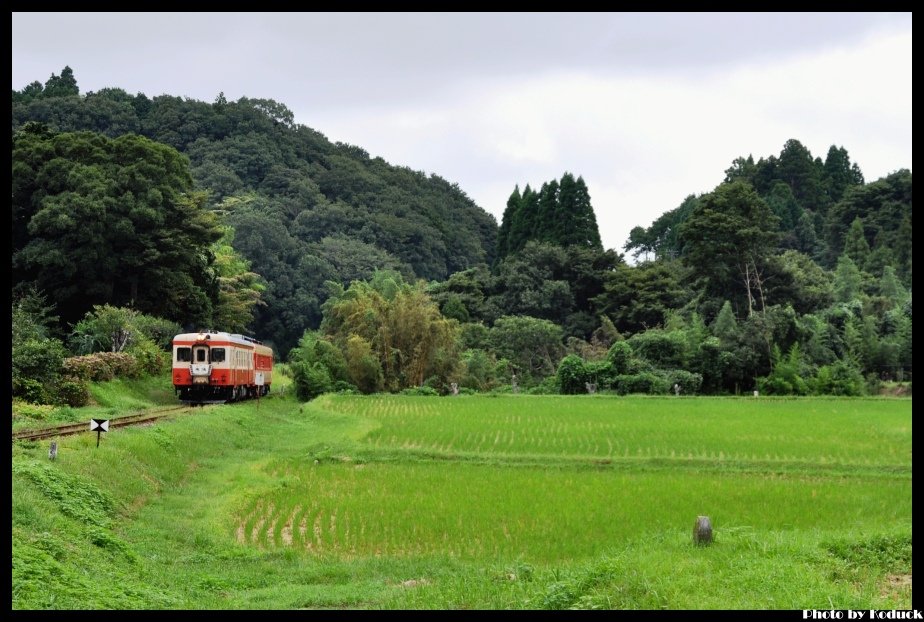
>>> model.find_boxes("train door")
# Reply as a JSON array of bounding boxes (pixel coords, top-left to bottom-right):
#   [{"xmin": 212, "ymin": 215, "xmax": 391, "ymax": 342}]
[
  {"xmin": 191, "ymin": 345, "xmax": 211, "ymax": 385},
  {"xmin": 193, "ymin": 345, "xmax": 209, "ymax": 364}
]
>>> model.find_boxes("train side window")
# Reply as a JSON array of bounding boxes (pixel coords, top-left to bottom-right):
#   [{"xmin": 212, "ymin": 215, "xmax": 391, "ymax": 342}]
[
  {"xmin": 176, "ymin": 348, "xmax": 191, "ymax": 362},
  {"xmin": 211, "ymin": 348, "xmax": 225, "ymax": 363}
]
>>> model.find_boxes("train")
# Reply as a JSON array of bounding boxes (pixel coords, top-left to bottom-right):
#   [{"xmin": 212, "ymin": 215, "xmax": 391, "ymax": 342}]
[{"xmin": 171, "ymin": 331, "xmax": 273, "ymax": 403}]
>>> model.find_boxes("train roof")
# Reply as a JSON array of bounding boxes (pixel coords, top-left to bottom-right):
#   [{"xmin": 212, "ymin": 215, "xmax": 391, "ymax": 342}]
[{"xmin": 172, "ymin": 331, "xmax": 271, "ymax": 350}]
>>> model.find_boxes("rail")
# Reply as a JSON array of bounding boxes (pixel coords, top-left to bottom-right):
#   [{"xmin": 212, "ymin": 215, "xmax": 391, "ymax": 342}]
[{"xmin": 12, "ymin": 405, "xmax": 190, "ymax": 443}]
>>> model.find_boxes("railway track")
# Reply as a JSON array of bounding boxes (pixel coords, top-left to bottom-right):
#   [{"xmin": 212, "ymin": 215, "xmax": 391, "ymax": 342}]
[{"xmin": 12, "ymin": 405, "xmax": 191, "ymax": 442}]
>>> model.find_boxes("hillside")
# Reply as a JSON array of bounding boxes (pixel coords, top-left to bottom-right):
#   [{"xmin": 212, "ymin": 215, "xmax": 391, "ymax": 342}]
[
  {"xmin": 12, "ymin": 68, "xmax": 912, "ymax": 399},
  {"xmin": 12, "ymin": 68, "xmax": 497, "ymax": 353}
]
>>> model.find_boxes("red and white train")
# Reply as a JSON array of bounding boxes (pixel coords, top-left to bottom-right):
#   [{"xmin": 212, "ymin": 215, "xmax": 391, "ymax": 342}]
[{"xmin": 171, "ymin": 331, "xmax": 273, "ymax": 403}]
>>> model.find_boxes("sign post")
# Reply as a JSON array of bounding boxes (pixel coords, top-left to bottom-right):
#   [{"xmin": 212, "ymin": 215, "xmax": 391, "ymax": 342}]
[
  {"xmin": 255, "ymin": 372, "xmax": 265, "ymax": 409},
  {"xmin": 89, "ymin": 419, "xmax": 109, "ymax": 447}
]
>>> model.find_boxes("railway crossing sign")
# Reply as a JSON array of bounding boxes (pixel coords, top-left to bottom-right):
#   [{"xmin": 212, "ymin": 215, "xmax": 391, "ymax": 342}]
[{"xmin": 90, "ymin": 419, "xmax": 109, "ymax": 447}]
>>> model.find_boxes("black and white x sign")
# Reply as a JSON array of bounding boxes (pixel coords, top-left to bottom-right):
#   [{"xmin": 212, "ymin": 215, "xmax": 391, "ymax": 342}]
[{"xmin": 90, "ymin": 419, "xmax": 109, "ymax": 432}]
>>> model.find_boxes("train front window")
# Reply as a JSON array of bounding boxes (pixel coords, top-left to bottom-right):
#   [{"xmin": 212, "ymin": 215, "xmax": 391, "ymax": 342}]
[
  {"xmin": 176, "ymin": 347, "xmax": 191, "ymax": 362},
  {"xmin": 196, "ymin": 349, "xmax": 207, "ymax": 363},
  {"xmin": 211, "ymin": 348, "xmax": 225, "ymax": 363}
]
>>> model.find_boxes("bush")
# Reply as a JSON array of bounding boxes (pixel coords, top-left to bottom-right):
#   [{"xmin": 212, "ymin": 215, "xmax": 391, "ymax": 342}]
[
  {"xmin": 662, "ymin": 369, "xmax": 704, "ymax": 395},
  {"xmin": 13, "ymin": 378, "xmax": 49, "ymax": 405},
  {"xmin": 526, "ymin": 376, "xmax": 559, "ymax": 395},
  {"xmin": 55, "ymin": 376, "xmax": 90, "ymax": 407},
  {"xmin": 812, "ymin": 360, "xmax": 866, "ymax": 396},
  {"xmin": 288, "ymin": 331, "xmax": 349, "ymax": 384},
  {"xmin": 12, "ymin": 337, "xmax": 68, "ymax": 404},
  {"xmin": 332, "ymin": 381, "xmax": 358, "ymax": 393},
  {"xmin": 627, "ymin": 330, "xmax": 687, "ymax": 369},
  {"xmin": 69, "ymin": 305, "xmax": 179, "ymax": 354},
  {"xmin": 62, "ymin": 352, "xmax": 141, "ymax": 382},
  {"xmin": 587, "ymin": 360, "xmax": 615, "ymax": 388},
  {"xmin": 459, "ymin": 349, "xmax": 499, "ymax": 391},
  {"xmin": 611, "ymin": 372, "xmax": 671, "ymax": 395},
  {"xmin": 400, "ymin": 386, "xmax": 439, "ymax": 396},
  {"xmin": 606, "ymin": 341, "xmax": 634, "ymax": 375},
  {"xmin": 132, "ymin": 315, "xmax": 182, "ymax": 349},
  {"xmin": 12, "ymin": 400, "xmax": 57, "ymax": 421},
  {"xmin": 63, "ymin": 354, "xmax": 112, "ymax": 382},
  {"xmin": 756, "ymin": 345, "xmax": 808, "ymax": 395},
  {"xmin": 291, "ymin": 362, "xmax": 333, "ymax": 401},
  {"xmin": 127, "ymin": 337, "xmax": 167, "ymax": 376},
  {"xmin": 557, "ymin": 355, "xmax": 589, "ymax": 394}
]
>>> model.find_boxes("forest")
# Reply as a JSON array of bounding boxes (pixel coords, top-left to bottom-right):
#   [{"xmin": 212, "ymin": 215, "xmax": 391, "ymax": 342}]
[{"xmin": 11, "ymin": 67, "xmax": 912, "ymax": 403}]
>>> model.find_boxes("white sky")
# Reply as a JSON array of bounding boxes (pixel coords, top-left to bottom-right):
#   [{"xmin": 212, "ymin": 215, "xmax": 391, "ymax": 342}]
[{"xmin": 12, "ymin": 12, "xmax": 912, "ymax": 253}]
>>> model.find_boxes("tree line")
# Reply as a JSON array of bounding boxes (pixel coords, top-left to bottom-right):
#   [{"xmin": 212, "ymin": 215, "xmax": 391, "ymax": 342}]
[
  {"xmin": 13, "ymin": 67, "xmax": 496, "ymax": 354},
  {"xmin": 11, "ymin": 67, "xmax": 912, "ymax": 403}
]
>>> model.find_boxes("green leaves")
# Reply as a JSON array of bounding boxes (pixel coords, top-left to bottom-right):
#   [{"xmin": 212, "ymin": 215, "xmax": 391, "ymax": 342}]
[
  {"xmin": 497, "ymin": 173, "xmax": 602, "ymax": 262},
  {"xmin": 12, "ymin": 130, "xmax": 223, "ymax": 327}
]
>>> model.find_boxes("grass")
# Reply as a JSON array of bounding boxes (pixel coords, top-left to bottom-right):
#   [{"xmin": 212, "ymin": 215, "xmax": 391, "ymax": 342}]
[
  {"xmin": 11, "ymin": 390, "xmax": 912, "ymax": 609},
  {"xmin": 12, "ymin": 375, "xmax": 177, "ymax": 431},
  {"xmin": 238, "ymin": 461, "xmax": 909, "ymax": 561},
  {"xmin": 322, "ymin": 394, "xmax": 911, "ymax": 470}
]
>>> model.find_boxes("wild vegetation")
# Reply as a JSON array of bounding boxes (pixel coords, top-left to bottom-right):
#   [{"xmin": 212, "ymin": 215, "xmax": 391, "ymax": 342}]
[
  {"xmin": 12, "ymin": 68, "xmax": 911, "ymax": 403},
  {"xmin": 13, "ymin": 67, "xmax": 495, "ymax": 353}
]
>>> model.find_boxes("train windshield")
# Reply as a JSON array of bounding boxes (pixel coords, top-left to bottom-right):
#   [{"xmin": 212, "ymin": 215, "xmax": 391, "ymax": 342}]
[
  {"xmin": 211, "ymin": 348, "xmax": 226, "ymax": 363},
  {"xmin": 176, "ymin": 347, "xmax": 191, "ymax": 362}
]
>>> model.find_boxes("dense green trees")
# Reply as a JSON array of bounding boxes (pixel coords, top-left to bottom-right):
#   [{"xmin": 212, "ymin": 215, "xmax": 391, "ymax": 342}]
[
  {"xmin": 627, "ymin": 139, "xmax": 896, "ymax": 274},
  {"xmin": 11, "ymin": 70, "xmax": 912, "ymax": 399},
  {"xmin": 319, "ymin": 271, "xmax": 460, "ymax": 392},
  {"xmin": 496, "ymin": 173, "xmax": 602, "ymax": 261},
  {"xmin": 680, "ymin": 181, "xmax": 781, "ymax": 317},
  {"xmin": 13, "ymin": 68, "xmax": 497, "ymax": 353},
  {"xmin": 12, "ymin": 127, "xmax": 226, "ymax": 326}
]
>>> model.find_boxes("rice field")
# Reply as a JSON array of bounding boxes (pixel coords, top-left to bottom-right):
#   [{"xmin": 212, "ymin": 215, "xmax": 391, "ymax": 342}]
[
  {"xmin": 13, "ymin": 391, "xmax": 912, "ymax": 609},
  {"xmin": 233, "ymin": 395, "xmax": 911, "ymax": 563},
  {"xmin": 319, "ymin": 395, "xmax": 911, "ymax": 469},
  {"xmin": 236, "ymin": 462, "xmax": 909, "ymax": 561}
]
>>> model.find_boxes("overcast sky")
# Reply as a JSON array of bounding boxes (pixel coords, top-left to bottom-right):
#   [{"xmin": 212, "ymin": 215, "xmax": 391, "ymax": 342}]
[{"xmin": 12, "ymin": 12, "xmax": 912, "ymax": 253}]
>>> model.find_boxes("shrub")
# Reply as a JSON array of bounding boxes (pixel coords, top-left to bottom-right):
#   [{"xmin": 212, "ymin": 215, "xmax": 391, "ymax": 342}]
[
  {"xmin": 526, "ymin": 376, "xmax": 559, "ymax": 395},
  {"xmin": 12, "ymin": 337, "xmax": 68, "ymax": 403},
  {"xmin": 291, "ymin": 362, "xmax": 333, "ymax": 401},
  {"xmin": 459, "ymin": 348, "xmax": 499, "ymax": 391},
  {"xmin": 332, "ymin": 381, "xmax": 358, "ymax": 394},
  {"xmin": 557, "ymin": 355, "xmax": 589, "ymax": 395},
  {"xmin": 757, "ymin": 344, "xmax": 808, "ymax": 395},
  {"xmin": 812, "ymin": 360, "xmax": 866, "ymax": 396},
  {"xmin": 605, "ymin": 341, "xmax": 634, "ymax": 375},
  {"xmin": 288, "ymin": 331, "xmax": 349, "ymax": 384},
  {"xmin": 662, "ymin": 369, "xmax": 704, "ymax": 395},
  {"xmin": 13, "ymin": 378, "xmax": 49, "ymax": 405},
  {"xmin": 132, "ymin": 315, "xmax": 182, "ymax": 349},
  {"xmin": 586, "ymin": 361, "xmax": 615, "ymax": 388},
  {"xmin": 627, "ymin": 330, "xmax": 687, "ymax": 369},
  {"xmin": 611, "ymin": 372, "xmax": 671, "ymax": 395},
  {"xmin": 55, "ymin": 376, "xmax": 90, "ymax": 407},
  {"xmin": 400, "ymin": 386, "xmax": 439, "ymax": 396},
  {"xmin": 12, "ymin": 400, "xmax": 57, "ymax": 421},
  {"xmin": 127, "ymin": 337, "xmax": 167, "ymax": 376},
  {"xmin": 106, "ymin": 352, "xmax": 141, "ymax": 379},
  {"xmin": 62, "ymin": 352, "xmax": 141, "ymax": 382}
]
